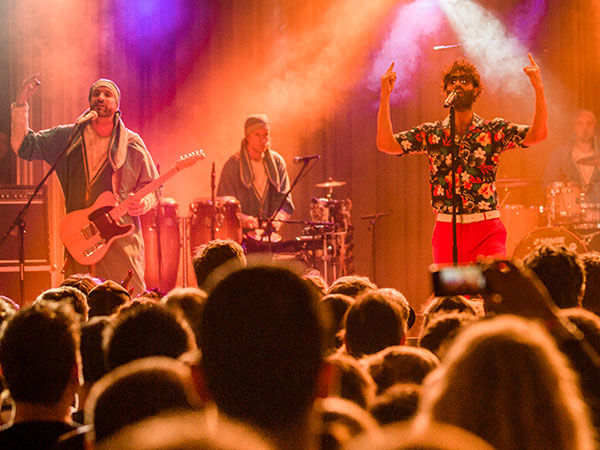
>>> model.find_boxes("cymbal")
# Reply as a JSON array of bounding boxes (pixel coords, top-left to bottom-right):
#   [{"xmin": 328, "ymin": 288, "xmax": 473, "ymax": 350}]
[
  {"xmin": 577, "ymin": 155, "xmax": 600, "ymax": 166},
  {"xmin": 495, "ymin": 178, "xmax": 539, "ymax": 188},
  {"xmin": 316, "ymin": 180, "xmax": 346, "ymax": 188}
]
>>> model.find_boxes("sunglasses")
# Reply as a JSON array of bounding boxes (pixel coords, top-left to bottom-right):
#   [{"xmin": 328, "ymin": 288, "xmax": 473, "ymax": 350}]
[{"xmin": 446, "ymin": 75, "xmax": 472, "ymax": 86}]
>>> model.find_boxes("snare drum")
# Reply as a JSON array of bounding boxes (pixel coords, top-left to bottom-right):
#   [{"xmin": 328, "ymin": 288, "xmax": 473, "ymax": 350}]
[
  {"xmin": 546, "ymin": 182, "xmax": 583, "ymax": 224},
  {"xmin": 512, "ymin": 226, "xmax": 587, "ymax": 261},
  {"xmin": 189, "ymin": 196, "xmax": 242, "ymax": 252}
]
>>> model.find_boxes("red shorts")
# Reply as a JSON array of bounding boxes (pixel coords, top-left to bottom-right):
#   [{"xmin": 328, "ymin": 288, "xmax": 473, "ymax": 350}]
[{"xmin": 432, "ymin": 218, "xmax": 507, "ymax": 264}]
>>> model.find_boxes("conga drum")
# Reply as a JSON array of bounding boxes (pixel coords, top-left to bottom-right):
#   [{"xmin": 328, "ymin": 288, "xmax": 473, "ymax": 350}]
[
  {"xmin": 189, "ymin": 196, "xmax": 243, "ymax": 254},
  {"xmin": 140, "ymin": 198, "xmax": 181, "ymax": 292}
]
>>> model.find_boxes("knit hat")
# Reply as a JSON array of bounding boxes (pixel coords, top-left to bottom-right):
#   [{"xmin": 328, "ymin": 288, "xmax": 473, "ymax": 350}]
[
  {"xmin": 244, "ymin": 114, "xmax": 270, "ymax": 137},
  {"xmin": 89, "ymin": 79, "xmax": 121, "ymax": 106}
]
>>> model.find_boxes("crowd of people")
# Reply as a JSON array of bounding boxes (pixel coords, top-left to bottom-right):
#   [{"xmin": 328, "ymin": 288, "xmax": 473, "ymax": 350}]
[{"xmin": 0, "ymin": 237, "xmax": 599, "ymax": 449}]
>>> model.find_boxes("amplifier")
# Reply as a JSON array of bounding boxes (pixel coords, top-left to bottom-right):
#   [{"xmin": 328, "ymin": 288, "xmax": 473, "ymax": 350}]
[
  {"xmin": 0, "ymin": 265, "xmax": 52, "ymax": 306},
  {"xmin": 0, "ymin": 185, "xmax": 50, "ymax": 265}
]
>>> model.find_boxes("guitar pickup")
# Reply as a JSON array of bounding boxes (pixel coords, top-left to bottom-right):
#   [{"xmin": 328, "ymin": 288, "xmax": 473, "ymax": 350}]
[
  {"xmin": 84, "ymin": 240, "xmax": 106, "ymax": 257},
  {"xmin": 81, "ymin": 222, "xmax": 99, "ymax": 240}
]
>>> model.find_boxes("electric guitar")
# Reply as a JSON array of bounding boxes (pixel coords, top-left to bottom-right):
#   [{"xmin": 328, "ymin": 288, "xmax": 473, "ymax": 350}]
[{"xmin": 59, "ymin": 150, "xmax": 205, "ymax": 265}]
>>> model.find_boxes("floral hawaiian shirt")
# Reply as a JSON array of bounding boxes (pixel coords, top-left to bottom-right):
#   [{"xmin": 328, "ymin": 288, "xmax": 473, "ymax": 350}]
[{"xmin": 394, "ymin": 113, "xmax": 530, "ymax": 214}]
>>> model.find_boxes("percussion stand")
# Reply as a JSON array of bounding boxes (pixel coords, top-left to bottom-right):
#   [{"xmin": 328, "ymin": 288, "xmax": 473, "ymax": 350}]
[{"xmin": 210, "ymin": 163, "xmax": 216, "ymax": 241}]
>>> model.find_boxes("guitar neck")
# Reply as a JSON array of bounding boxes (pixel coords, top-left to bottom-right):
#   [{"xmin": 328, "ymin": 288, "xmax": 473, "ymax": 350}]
[{"xmin": 110, "ymin": 165, "xmax": 181, "ymax": 221}]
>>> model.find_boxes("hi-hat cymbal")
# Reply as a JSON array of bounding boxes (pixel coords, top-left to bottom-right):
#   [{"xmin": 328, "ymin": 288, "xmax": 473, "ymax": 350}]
[
  {"xmin": 577, "ymin": 155, "xmax": 600, "ymax": 166},
  {"xmin": 495, "ymin": 178, "xmax": 539, "ymax": 188},
  {"xmin": 316, "ymin": 179, "xmax": 346, "ymax": 188}
]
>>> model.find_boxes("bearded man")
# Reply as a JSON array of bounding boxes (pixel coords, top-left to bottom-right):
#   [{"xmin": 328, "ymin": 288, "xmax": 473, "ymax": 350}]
[
  {"xmin": 11, "ymin": 75, "xmax": 159, "ymax": 295},
  {"xmin": 376, "ymin": 57, "xmax": 547, "ymax": 264}
]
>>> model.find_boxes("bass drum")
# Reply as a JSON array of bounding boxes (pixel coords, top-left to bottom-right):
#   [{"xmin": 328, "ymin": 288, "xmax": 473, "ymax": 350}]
[
  {"xmin": 140, "ymin": 198, "xmax": 181, "ymax": 293},
  {"xmin": 189, "ymin": 196, "xmax": 242, "ymax": 253},
  {"xmin": 512, "ymin": 226, "xmax": 587, "ymax": 262}
]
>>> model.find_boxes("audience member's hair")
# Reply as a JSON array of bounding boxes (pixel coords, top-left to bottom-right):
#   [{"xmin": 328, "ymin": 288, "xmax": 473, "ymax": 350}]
[
  {"xmin": 363, "ymin": 345, "xmax": 439, "ymax": 394},
  {"xmin": 60, "ymin": 273, "xmax": 101, "ymax": 297},
  {"xmin": 580, "ymin": 252, "xmax": 600, "ymax": 316},
  {"xmin": 344, "ymin": 290, "xmax": 406, "ymax": 357},
  {"xmin": 418, "ymin": 312, "xmax": 477, "ymax": 358},
  {"xmin": 326, "ymin": 352, "xmax": 376, "ymax": 409},
  {"xmin": 94, "ymin": 410, "xmax": 274, "ymax": 450},
  {"xmin": 315, "ymin": 397, "xmax": 379, "ymax": 450},
  {"xmin": 421, "ymin": 295, "xmax": 480, "ymax": 330},
  {"xmin": 303, "ymin": 271, "xmax": 328, "ymax": 297},
  {"xmin": 36, "ymin": 286, "xmax": 89, "ymax": 321},
  {"xmin": 192, "ymin": 239, "xmax": 247, "ymax": 290},
  {"xmin": 369, "ymin": 382, "xmax": 421, "ymax": 425},
  {"xmin": 104, "ymin": 303, "xmax": 196, "ymax": 370},
  {"xmin": 86, "ymin": 356, "xmax": 201, "ymax": 443},
  {"xmin": 200, "ymin": 264, "xmax": 327, "ymax": 431},
  {"xmin": 327, "ymin": 275, "xmax": 376, "ymax": 298},
  {"xmin": 87, "ymin": 280, "xmax": 131, "ymax": 317},
  {"xmin": 321, "ymin": 293, "xmax": 353, "ymax": 352},
  {"xmin": 0, "ymin": 301, "xmax": 80, "ymax": 404},
  {"xmin": 524, "ymin": 244, "xmax": 586, "ymax": 308},
  {"xmin": 416, "ymin": 315, "xmax": 595, "ymax": 450},
  {"xmin": 80, "ymin": 316, "xmax": 112, "ymax": 384},
  {"xmin": 0, "ymin": 296, "xmax": 18, "ymax": 327},
  {"xmin": 349, "ymin": 421, "xmax": 494, "ymax": 450},
  {"xmin": 161, "ymin": 287, "xmax": 207, "ymax": 348},
  {"xmin": 372, "ymin": 288, "xmax": 415, "ymax": 330}
]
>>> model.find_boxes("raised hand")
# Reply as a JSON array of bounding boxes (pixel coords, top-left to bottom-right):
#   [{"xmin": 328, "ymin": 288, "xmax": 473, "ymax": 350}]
[
  {"xmin": 15, "ymin": 73, "xmax": 41, "ymax": 106},
  {"xmin": 523, "ymin": 53, "xmax": 543, "ymax": 90},
  {"xmin": 381, "ymin": 63, "xmax": 397, "ymax": 97}
]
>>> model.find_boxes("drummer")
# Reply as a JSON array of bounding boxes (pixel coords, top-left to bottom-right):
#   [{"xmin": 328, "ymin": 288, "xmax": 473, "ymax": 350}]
[
  {"xmin": 217, "ymin": 114, "xmax": 295, "ymax": 235},
  {"xmin": 544, "ymin": 110, "xmax": 600, "ymax": 204}
]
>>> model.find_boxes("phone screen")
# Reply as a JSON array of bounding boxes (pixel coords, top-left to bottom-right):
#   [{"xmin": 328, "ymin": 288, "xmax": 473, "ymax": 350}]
[{"xmin": 431, "ymin": 265, "xmax": 487, "ymax": 296}]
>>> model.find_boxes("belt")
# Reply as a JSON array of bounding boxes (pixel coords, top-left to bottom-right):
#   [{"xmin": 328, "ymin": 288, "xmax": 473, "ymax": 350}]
[{"xmin": 436, "ymin": 210, "xmax": 500, "ymax": 224}]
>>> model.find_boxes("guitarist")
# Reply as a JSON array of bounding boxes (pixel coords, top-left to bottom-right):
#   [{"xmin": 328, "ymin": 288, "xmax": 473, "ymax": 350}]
[{"xmin": 11, "ymin": 76, "xmax": 160, "ymax": 295}]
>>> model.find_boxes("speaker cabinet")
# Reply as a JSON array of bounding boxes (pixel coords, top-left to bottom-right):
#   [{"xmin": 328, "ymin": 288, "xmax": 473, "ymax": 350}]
[
  {"xmin": 0, "ymin": 185, "xmax": 49, "ymax": 265},
  {"xmin": 0, "ymin": 265, "xmax": 52, "ymax": 306}
]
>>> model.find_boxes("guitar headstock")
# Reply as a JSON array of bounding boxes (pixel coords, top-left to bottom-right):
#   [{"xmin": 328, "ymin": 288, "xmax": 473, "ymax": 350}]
[{"xmin": 176, "ymin": 150, "xmax": 206, "ymax": 169}]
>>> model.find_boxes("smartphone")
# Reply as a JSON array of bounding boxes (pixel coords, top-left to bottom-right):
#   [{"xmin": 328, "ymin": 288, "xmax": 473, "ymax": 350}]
[{"xmin": 431, "ymin": 264, "xmax": 487, "ymax": 296}]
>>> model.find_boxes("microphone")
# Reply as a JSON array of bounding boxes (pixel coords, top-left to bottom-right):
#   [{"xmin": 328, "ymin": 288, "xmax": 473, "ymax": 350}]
[
  {"xmin": 293, "ymin": 154, "xmax": 320, "ymax": 164},
  {"xmin": 75, "ymin": 109, "xmax": 98, "ymax": 126},
  {"xmin": 443, "ymin": 90, "xmax": 459, "ymax": 108}
]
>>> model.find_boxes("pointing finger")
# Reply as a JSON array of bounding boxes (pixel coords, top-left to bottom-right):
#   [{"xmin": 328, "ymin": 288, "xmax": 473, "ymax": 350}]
[
  {"xmin": 388, "ymin": 62, "xmax": 395, "ymax": 72},
  {"xmin": 527, "ymin": 53, "xmax": 537, "ymax": 67}
]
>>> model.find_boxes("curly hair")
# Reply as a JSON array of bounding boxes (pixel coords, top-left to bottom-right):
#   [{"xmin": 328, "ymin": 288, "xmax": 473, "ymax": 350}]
[{"xmin": 442, "ymin": 59, "xmax": 483, "ymax": 94}]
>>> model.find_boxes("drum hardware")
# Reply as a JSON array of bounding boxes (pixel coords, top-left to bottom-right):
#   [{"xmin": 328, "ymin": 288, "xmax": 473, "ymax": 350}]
[
  {"xmin": 496, "ymin": 178, "xmax": 539, "ymax": 189},
  {"xmin": 315, "ymin": 178, "xmax": 346, "ymax": 188}
]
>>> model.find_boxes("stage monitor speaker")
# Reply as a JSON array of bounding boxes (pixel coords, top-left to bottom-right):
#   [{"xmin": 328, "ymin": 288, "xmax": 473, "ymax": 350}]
[
  {"xmin": 0, "ymin": 265, "xmax": 52, "ymax": 306},
  {"xmin": 0, "ymin": 185, "xmax": 50, "ymax": 265}
]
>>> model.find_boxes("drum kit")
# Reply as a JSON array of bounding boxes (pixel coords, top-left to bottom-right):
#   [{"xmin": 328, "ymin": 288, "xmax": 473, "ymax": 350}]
[
  {"xmin": 139, "ymin": 178, "xmax": 353, "ymax": 291},
  {"xmin": 500, "ymin": 169, "xmax": 600, "ymax": 262}
]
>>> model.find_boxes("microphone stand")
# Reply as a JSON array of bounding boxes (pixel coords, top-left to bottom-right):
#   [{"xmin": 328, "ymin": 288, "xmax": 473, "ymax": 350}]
[
  {"xmin": 360, "ymin": 210, "xmax": 391, "ymax": 285},
  {"xmin": 0, "ymin": 122, "xmax": 86, "ymax": 304},
  {"xmin": 210, "ymin": 162, "xmax": 216, "ymax": 240},
  {"xmin": 449, "ymin": 104, "xmax": 459, "ymax": 265},
  {"xmin": 261, "ymin": 157, "xmax": 318, "ymax": 253}
]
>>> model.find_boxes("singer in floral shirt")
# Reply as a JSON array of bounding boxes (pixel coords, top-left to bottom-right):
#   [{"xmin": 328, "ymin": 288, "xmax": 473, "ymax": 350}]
[
  {"xmin": 377, "ymin": 57, "xmax": 547, "ymax": 263},
  {"xmin": 394, "ymin": 115, "xmax": 529, "ymax": 214}
]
